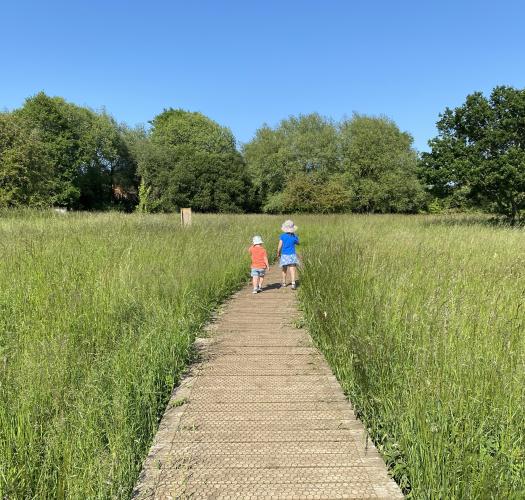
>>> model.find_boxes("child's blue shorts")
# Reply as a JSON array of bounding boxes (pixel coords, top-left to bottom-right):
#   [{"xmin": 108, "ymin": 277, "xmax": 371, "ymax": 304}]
[{"xmin": 250, "ymin": 268, "xmax": 266, "ymax": 277}]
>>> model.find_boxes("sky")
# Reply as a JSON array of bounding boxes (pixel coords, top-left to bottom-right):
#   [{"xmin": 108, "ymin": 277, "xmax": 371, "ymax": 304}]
[{"xmin": 1, "ymin": 0, "xmax": 524, "ymax": 151}]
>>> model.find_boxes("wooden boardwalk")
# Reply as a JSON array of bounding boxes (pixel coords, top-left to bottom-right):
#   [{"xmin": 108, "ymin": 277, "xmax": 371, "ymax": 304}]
[{"xmin": 133, "ymin": 267, "xmax": 403, "ymax": 499}]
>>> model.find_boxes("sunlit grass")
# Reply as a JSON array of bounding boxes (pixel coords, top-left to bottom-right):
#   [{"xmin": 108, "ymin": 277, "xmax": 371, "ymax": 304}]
[
  {"xmin": 3, "ymin": 211, "xmax": 524, "ymax": 498},
  {"xmin": 0, "ymin": 211, "xmax": 278, "ymax": 498},
  {"xmin": 299, "ymin": 214, "xmax": 525, "ymax": 498}
]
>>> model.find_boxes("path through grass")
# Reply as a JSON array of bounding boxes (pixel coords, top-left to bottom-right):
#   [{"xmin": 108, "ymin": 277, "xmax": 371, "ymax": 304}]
[{"xmin": 3, "ymin": 212, "xmax": 524, "ymax": 498}]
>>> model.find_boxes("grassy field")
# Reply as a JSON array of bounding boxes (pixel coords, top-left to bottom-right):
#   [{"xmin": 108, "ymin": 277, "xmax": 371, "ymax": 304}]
[
  {"xmin": 0, "ymin": 211, "xmax": 278, "ymax": 498},
  {"xmin": 2, "ymin": 212, "xmax": 524, "ymax": 498},
  {"xmin": 298, "ymin": 214, "xmax": 525, "ymax": 498}
]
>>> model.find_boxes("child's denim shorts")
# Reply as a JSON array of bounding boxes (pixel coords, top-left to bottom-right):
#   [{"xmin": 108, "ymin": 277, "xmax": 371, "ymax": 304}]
[{"xmin": 251, "ymin": 268, "xmax": 266, "ymax": 277}]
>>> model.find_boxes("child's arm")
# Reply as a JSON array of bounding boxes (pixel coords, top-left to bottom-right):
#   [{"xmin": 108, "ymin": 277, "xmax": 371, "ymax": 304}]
[
  {"xmin": 264, "ymin": 253, "xmax": 270, "ymax": 270},
  {"xmin": 277, "ymin": 239, "xmax": 282, "ymax": 257}
]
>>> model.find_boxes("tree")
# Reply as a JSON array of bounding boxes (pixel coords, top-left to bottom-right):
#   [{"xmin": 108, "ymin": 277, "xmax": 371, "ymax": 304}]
[
  {"xmin": 150, "ymin": 109, "xmax": 235, "ymax": 153},
  {"xmin": 0, "ymin": 112, "xmax": 53, "ymax": 207},
  {"xmin": 339, "ymin": 114, "xmax": 426, "ymax": 213},
  {"xmin": 245, "ymin": 113, "xmax": 426, "ymax": 213},
  {"xmin": 13, "ymin": 93, "xmax": 82, "ymax": 207},
  {"xmin": 242, "ymin": 125, "xmax": 286, "ymax": 208},
  {"xmin": 243, "ymin": 113, "xmax": 339, "ymax": 209},
  {"xmin": 3, "ymin": 92, "xmax": 138, "ymax": 210},
  {"xmin": 138, "ymin": 109, "xmax": 251, "ymax": 212},
  {"xmin": 421, "ymin": 86, "xmax": 525, "ymax": 220}
]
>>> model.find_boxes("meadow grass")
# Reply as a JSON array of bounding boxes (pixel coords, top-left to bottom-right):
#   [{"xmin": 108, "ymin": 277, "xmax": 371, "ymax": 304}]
[
  {"xmin": 0, "ymin": 211, "xmax": 278, "ymax": 498},
  {"xmin": 298, "ymin": 214, "xmax": 525, "ymax": 498},
  {"xmin": 3, "ymin": 211, "xmax": 524, "ymax": 498}
]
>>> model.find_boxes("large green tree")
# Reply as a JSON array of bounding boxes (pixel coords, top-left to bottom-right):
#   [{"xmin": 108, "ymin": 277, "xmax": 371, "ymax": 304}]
[
  {"xmin": 340, "ymin": 114, "xmax": 426, "ymax": 213},
  {"xmin": 421, "ymin": 86, "xmax": 525, "ymax": 220},
  {"xmin": 0, "ymin": 92, "xmax": 138, "ymax": 210},
  {"xmin": 244, "ymin": 113, "xmax": 425, "ymax": 213},
  {"xmin": 243, "ymin": 113, "xmax": 339, "ymax": 210},
  {"xmin": 138, "ymin": 109, "xmax": 251, "ymax": 212},
  {"xmin": 0, "ymin": 112, "xmax": 53, "ymax": 207}
]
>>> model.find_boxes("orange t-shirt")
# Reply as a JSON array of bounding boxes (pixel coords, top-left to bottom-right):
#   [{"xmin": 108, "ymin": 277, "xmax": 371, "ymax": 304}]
[{"xmin": 249, "ymin": 245, "xmax": 267, "ymax": 269}]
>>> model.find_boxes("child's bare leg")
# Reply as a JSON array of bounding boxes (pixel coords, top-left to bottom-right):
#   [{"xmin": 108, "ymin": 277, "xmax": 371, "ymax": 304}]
[
  {"xmin": 281, "ymin": 267, "xmax": 287, "ymax": 285},
  {"xmin": 252, "ymin": 276, "xmax": 258, "ymax": 289},
  {"xmin": 259, "ymin": 276, "xmax": 264, "ymax": 289},
  {"xmin": 290, "ymin": 265, "xmax": 296, "ymax": 283}
]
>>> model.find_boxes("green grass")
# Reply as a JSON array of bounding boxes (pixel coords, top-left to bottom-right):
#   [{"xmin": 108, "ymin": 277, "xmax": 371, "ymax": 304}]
[
  {"xmin": 0, "ymin": 211, "xmax": 278, "ymax": 498},
  {"xmin": 298, "ymin": 214, "xmax": 525, "ymax": 498},
  {"xmin": 3, "ymin": 211, "xmax": 524, "ymax": 498}
]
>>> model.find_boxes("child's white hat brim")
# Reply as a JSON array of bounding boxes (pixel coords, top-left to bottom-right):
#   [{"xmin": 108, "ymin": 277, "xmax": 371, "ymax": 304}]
[{"xmin": 252, "ymin": 235, "xmax": 264, "ymax": 245}]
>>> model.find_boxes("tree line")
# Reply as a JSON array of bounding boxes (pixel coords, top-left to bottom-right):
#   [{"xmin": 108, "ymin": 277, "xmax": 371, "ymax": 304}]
[{"xmin": 1, "ymin": 87, "xmax": 524, "ymax": 218}]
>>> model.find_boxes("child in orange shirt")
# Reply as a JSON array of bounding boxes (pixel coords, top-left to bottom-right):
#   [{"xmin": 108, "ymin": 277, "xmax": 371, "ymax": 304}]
[{"xmin": 248, "ymin": 235, "xmax": 269, "ymax": 294}]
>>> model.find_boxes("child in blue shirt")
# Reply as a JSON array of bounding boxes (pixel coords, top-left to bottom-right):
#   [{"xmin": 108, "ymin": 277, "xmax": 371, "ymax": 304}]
[{"xmin": 277, "ymin": 219, "xmax": 300, "ymax": 289}]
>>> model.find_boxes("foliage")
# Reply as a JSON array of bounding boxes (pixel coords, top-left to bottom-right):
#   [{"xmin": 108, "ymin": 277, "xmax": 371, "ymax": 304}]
[
  {"xmin": 0, "ymin": 92, "xmax": 138, "ymax": 210},
  {"xmin": 150, "ymin": 108, "xmax": 235, "ymax": 153},
  {"xmin": 299, "ymin": 214, "xmax": 525, "ymax": 498},
  {"xmin": 245, "ymin": 113, "xmax": 426, "ymax": 213},
  {"xmin": 136, "ymin": 178, "xmax": 151, "ymax": 213},
  {"xmin": 263, "ymin": 172, "xmax": 353, "ymax": 213},
  {"xmin": 0, "ymin": 212, "xmax": 279, "ymax": 498},
  {"xmin": 243, "ymin": 113, "xmax": 340, "ymax": 206},
  {"xmin": 340, "ymin": 115, "xmax": 427, "ymax": 213},
  {"xmin": 138, "ymin": 109, "xmax": 251, "ymax": 212},
  {"xmin": 1, "ymin": 94, "xmax": 429, "ymax": 214},
  {"xmin": 0, "ymin": 112, "xmax": 54, "ymax": 206},
  {"xmin": 421, "ymin": 86, "xmax": 525, "ymax": 220}
]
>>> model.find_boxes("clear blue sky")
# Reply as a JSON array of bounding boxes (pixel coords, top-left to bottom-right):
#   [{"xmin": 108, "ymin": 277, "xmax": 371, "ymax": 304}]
[{"xmin": 2, "ymin": 0, "xmax": 524, "ymax": 151}]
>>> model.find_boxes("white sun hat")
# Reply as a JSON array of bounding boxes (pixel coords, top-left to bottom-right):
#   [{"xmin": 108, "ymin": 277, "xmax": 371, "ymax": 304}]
[
  {"xmin": 252, "ymin": 235, "xmax": 263, "ymax": 245},
  {"xmin": 281, "ymin": 220, "xmax": 298, "ymax": 233}
]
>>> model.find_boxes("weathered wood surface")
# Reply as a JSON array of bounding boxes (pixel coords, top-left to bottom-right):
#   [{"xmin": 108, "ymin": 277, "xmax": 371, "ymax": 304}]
[{"xmin": 133, "ymin": 267, "xmax": 403, "ymax": 499}]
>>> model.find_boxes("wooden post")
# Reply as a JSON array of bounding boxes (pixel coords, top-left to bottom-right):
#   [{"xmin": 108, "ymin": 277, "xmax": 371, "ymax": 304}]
[{"xmin": 181, "ymin": 208, "xmax": 192, "ymax": 227}]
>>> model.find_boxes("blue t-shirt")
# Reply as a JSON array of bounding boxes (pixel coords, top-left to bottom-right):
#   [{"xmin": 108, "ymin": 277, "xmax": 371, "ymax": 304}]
[{"xmin": 280, "ymin": 233, "xmax": 299, "ymax": 255}]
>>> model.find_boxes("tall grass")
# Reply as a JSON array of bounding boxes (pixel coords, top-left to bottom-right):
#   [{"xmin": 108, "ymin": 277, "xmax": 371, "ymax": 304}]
[
  {"xmin": 0, "ymin": 211, "xmax": 278, "ymax": 498},
  {"xmin": 299, "ymin": 214, "xmax": 525, "ymax": 498},
  {"xmin": 4, "ymin": 211, "xmax": 524, "ymax": 498}
]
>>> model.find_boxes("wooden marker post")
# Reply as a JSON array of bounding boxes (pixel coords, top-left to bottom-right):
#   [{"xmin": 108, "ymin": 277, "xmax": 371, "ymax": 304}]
[{"xmin": 181, "ymin": 208, "xmax": 192, "ymax": 227}]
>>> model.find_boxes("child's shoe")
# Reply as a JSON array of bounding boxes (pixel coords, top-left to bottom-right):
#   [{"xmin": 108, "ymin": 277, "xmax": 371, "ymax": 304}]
[
  {"xmin": 291, "ymin": 282, "xmax": 297, "ymax": 290},
  {"xmin": 280, "ymin": 282, "xmax": 287, "ymax": 288},
  {"xmin": 257, "ymin": 287, "xmax": 263, "ymax": 292},
  {"xmin": 252, "ymin": 289, "xmax": 259, "ymax": 294}
]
